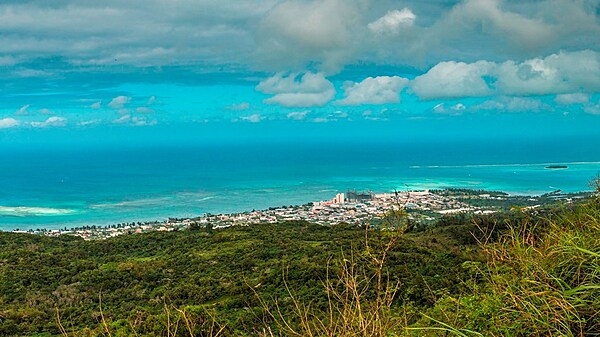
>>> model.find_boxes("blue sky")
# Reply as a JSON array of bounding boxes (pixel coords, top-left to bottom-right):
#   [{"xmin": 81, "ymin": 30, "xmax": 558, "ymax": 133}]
[{"xmin": 1, "ymin": 0, "xmax": 600, "ymax": 146}]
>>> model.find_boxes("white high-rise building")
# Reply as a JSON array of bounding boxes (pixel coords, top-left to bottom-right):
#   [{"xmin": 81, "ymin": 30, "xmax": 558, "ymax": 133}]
[{"xmin": 333, "ymin": 193, "xmax": 345, "ymax": 204}]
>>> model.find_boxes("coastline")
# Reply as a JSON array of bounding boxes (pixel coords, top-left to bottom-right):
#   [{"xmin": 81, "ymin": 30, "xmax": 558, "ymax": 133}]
[
  {"xmin": 7, "ymin": 188, "xmax": 593, "ymax": 240},
  {"xmin": 2, "ymin": 141, "xmax": 599, "ymax": 232}
]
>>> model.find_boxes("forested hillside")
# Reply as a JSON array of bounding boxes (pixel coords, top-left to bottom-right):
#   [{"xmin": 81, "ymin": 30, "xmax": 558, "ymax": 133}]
[{"xmin": 1, "ymin": 196, "xmax": 598, "ymax": 336}]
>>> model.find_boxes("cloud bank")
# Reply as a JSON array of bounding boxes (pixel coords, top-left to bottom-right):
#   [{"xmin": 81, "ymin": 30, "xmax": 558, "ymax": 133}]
[
  {"xmin": 0, "ymin": 0, "xmax": 598, "ymax": 76},
  {"xmin": 412, "ymin": 50, "xmax": 600, "ymax": 99}
]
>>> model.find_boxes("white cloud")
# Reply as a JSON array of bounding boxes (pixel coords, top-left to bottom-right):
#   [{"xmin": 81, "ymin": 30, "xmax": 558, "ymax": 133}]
[
  {"xmin": 454, "ymin": 103, "xmax": 466, "ymax": 111},
  {"xmin": 368, "ymin": 8, "xmax": 416, "ymax": 35},
  {"xmin": 108, "ymin": 96, "xmax": 131, "ymax": 109},
  {"xmin": 257, "ymin": 72, "xmax": 335, "ymax": 107},
  {"xmin": 30, "ymin": 116, "xmax": 67, "ymax": 128},
  {"xmin": 264, "ymin": 92, "xmax": 335, "ymax": 108},
  {"xmin": 39, "ymin": 108, "xmax": 52, "ymax": 114},
  {"xmin": 361, "ymin": 109, "xmax": 389, "ymax": 121},
  {"xmin": 337, "ymin": 76, "xmax": 409, "ymax": 105},
  {"xmin": 15, "ymin": 104, "xmax": 30, "ymax": 115},
  {"xmin": 495, "ymin": 50, "xmax": 600, "ymax": 95},
  {"xmin": 0, "ymin": 117, "xmax": 20, "ymax": 129},
  {"xmin": 474, "ymin": 97, "xmax": 551, "ymax": 113},
  {"xmin": 287, "ymin": 111, "xmax": 309, "ymax": 120},
  {"xmin": 555, "ymin": 93, "xmax": 589, "ymax": 105},
  {"xmin": 432, "ymin": 103, "xmax": 445, "ymax": 113},
  {"xmin": 411, "ymin": 61, "xmax": 495, "ymax": 99},
  {"xmin": 584, "ymin": 103, "xmax": 600, "ymax": 115},
  {"xmin": 362, "ymin": 0, "xmax": 600, "ymax": 69},
  {"xmin": 91, "ymin": 101, "xmax": 102, "ymax": 109},
  {"xmin": 131, "ymin": 116, "xmax": 157, "ymax": 126},
  {"xmin": 332, "ymin": 110, "xmax": 348, "ymax": 118},
  {"xmin": 112, "ymin": 115, "xmax": 131, "ymax": 124},
  {"xmin": 412, "ymin": 50, "xmax": 600, "ymax": 99},
  {"xmin": 147, "ymin": 96, "xmax": 156, "ymax": 105},
  {"xmin": 241, "ymin": 113, "xmax": 262, "ymax": 123},
  {"xmin": 257, "ymin": 72, "xmax": 331, "ymax": 94},
  {"xmin": 433, "ymin": 103, "xmax": 467, "ymax": 115}
]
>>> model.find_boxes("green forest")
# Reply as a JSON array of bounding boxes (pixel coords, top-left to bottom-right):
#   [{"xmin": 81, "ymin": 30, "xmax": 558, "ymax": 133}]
[{"xmin": 1, "ymin": 195, "xmax": 599, "ymax": 336}]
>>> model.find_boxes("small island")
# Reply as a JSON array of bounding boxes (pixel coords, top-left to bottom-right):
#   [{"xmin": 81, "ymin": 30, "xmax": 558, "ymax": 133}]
[{"xmin": 545, "ymin": 165, "xmax": 568, "ymax": 169}]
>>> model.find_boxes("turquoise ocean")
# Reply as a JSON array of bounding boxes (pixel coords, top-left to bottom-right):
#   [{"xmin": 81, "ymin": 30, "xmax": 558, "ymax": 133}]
[{"xmin": 1, "ymin": 137, "xmax": 599, "ymax": 231}]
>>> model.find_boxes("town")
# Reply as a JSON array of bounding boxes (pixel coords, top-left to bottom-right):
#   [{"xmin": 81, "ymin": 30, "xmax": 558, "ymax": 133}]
[{"xmin": 23, "ymin": 188, "xmax": 588, "ymax": 240}]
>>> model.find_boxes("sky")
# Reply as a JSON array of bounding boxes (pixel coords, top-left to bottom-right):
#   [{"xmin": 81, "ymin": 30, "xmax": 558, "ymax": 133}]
[{"xmin": 1, "ymin": 0, "xmax": 600, "ymax": 147}]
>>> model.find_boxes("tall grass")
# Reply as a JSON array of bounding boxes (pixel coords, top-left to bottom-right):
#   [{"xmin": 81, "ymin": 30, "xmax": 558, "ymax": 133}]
[
  {"xmin": 256, "ymin": 208, "xmax": 414, "ymax": 337},
  {"xmin": 419, "ymin": 193, "xmax": 600, "ymax": 336}
]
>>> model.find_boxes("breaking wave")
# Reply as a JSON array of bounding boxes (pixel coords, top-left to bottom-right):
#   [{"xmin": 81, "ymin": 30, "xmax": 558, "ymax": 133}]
[{"xmin": 0, "ymin": 206, "xmax": 77, "ymax": 217}]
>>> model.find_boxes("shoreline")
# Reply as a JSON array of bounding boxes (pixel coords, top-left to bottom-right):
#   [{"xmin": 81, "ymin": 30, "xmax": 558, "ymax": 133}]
[
  {"xmin": 2, "ymin": 183, "xmax": 593, "ymax": 221},
  {"xmin": 5, "ymin": 188, "xmax": 594, "ymax": 239}
]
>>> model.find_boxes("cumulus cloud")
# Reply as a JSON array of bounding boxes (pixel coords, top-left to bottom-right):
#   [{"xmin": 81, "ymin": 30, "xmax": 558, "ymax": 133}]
[
  {"xmin": 331, "ymin": 110, "xmax": 348, "ymax": 119},
  {"xmin": 131, "ymin": 116, "xmax": 157, "ymax": 126},
  {"xmin": 0, "ymin": 117, "xmax": 20, "ymax": 129},
  {"xmin": 241, "ymin": 113, "xmax": 262, "ymax": 123},
  {"xmin": 257, "ymin": 72, "xmax": 335, "ymax": 107},
  {"xmin": 263, "ymin": 90, "xmax": 335, "ymax": 108},
  {"xmin": 287, "ymin": 111, "xmax": 309, "ymax": 120},
  {"xmin": 474, "ymin": 97, "xmax": 552, "ymax": 113},
  {"xmin": 584, "ymin": 102, "xmax": 600, "ymax": 115},
  {"xmin": 411, "ymin": 61, "xmax": 495, "ymax": 99},
  {"xmin": 337, "ymin": 76, "xmax": 409, "ymax": 105},
  {"xmin": 108, "ymin": 96, "xmax": 131, "ymax": 109},
  {"xmin": 91, "ymin": 101, "xmax": 102, "ymax": 109},
  {"xmin": 370, "ymin": 0, "xmax": 600, "ymax": 68},
  {"xmin": 112, "ymin": 115, "xmax": 131, "ymax": 124},
  {"xmin": 368, "ymin": 8, "xmax": 416, "ymax": 35},
  {"xmin": 227, "ymin": 102, "xmax": 250, "ymax": 111},
  {"xmin": 555, "ymin": 93, "xmax": 590, "ymax": 105},
  {"xmin": 433, "ymin": 103, "xmax": 467, "ymax": 115},
  {"xmin": 30, "ymin": 116, "xmax": 67, "ymax": 128},
  {"xmin": 412, "ymin": 50, "xmax": 600, "ymax": 99},
  {"xmin": 495, "ymin": 50, "xmax": 600, "ymax": 95}
]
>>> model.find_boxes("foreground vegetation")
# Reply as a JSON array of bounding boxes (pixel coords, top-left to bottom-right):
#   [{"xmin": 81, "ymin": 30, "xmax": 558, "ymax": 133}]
[{"xmin": 0, "ymin": 193, "xmax": 599, "ymax": 336}]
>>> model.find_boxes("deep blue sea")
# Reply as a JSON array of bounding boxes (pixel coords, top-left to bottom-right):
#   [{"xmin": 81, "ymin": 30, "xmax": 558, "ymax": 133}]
[{"xmin": 1, "ymin": 137, "xmax": 599, "ymax": 230}]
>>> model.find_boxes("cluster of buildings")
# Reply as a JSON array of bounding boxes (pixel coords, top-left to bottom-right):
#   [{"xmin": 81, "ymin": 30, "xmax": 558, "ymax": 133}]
[
  {"xmin": 157, "ymin": 190, "xmax": 477, "ymax": 232},
  {"xmin": 29, "ymin": 190, "xmax": 488, "ymax": 240}
]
